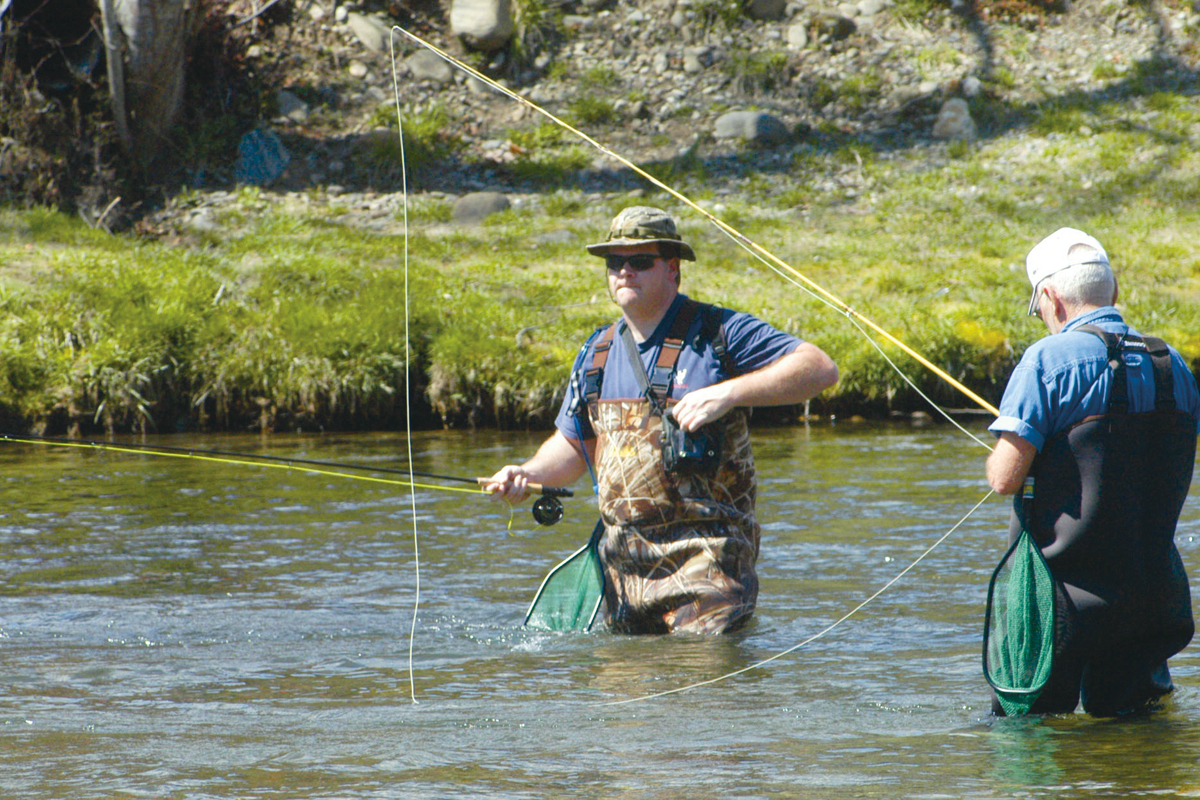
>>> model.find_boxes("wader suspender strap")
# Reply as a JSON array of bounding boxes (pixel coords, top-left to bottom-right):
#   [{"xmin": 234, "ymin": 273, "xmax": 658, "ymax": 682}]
[
  {"xmin": 617, "ymin": 300, "xmax": 702, "ymax": 415},
  {"xmin": 583, "ymin": 324, "xmax": 617, "ymax": 407},
  {"xmin": 582, "ymin": 300, "xmax": 730, "ymax": 413},
  {"xmin": 1075, "ymin": 325, "xmax": 1176, "ymax": 415}
]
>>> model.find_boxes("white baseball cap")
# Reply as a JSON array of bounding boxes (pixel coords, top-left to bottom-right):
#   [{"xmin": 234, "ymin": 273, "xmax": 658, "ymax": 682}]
[{"xmin": 1025, "ymin": 227, "xmax": 1110, "ymax": 315}]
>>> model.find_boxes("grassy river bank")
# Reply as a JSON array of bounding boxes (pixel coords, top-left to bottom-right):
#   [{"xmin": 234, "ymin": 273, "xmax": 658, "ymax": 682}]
[{"xmin": 2, "ymin": 91, "xmax": 1199, "ymax": 435}]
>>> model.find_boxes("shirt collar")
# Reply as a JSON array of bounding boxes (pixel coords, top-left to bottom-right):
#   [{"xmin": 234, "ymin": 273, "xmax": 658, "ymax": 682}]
[
  {"xmin": 640, "ymin": 293, "xmax": 689, "ymax": 348},
  {"xmin": 1061, "ymin": 306, "xmax": 1124, "ymax": 333}
]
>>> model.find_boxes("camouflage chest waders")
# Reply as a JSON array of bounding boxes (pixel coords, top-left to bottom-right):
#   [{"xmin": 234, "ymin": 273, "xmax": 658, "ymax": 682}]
[{"xmin": 584, "ymin": 300, "xmax": 760, "ymax": 634}]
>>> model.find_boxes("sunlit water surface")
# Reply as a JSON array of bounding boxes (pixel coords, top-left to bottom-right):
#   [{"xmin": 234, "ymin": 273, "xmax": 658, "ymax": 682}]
[{"xmin": 1, "ymin": 424, "xmax": 1198, "ymax": 799}]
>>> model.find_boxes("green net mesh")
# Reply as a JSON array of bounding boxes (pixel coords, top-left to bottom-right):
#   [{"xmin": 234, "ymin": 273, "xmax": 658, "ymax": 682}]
[
  {"xmin": 984, "ymin": 527, "xmax": 1056, "ymax": 715},
  {"xmin": 524, "ymin": 522, "xmax": 604, "ymax": 632}
]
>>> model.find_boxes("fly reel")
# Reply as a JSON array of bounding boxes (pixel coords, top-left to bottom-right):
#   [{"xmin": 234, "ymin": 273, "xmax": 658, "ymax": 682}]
[{"xmin": 531, "ymin": 494, "xmax": 565, "ymax": 526}]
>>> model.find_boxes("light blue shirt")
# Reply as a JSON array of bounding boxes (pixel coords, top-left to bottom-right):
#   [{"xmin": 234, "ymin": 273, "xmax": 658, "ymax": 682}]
[{"xmin": 990, "ymin": 307, "xmax": 1200, "ymax": 451}]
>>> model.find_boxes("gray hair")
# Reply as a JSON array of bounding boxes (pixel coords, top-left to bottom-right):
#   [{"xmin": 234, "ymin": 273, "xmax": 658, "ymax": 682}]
[{"xmin": 1043, "ymin": 245, "xmax": 1115, "ymax": 308}]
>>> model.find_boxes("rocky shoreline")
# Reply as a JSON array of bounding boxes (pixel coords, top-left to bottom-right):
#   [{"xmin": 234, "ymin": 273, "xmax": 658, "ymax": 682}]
[
  {"xmin": 116, "ymin": 0, "xmax": 1197, "ymax": 239},
  {"xmin": 4, "ymin": 0, "xmax": 1198, "ymax": 231}
]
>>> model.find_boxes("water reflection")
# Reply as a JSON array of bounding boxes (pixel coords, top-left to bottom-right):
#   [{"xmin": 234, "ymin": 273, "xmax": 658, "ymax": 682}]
[
  {"xmin": 987, "ymin": 717, "xmax": 1066, "ymax": 788},
  {"xmin": 987, "ymin": 711, "xmax": 1200, "ymax": 795}
]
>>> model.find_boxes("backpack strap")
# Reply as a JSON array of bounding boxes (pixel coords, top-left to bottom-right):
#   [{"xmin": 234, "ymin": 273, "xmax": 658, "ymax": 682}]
[
  {"xmin": 649, "ymin": 299, "xmax": 702, "ymax": 406},
  {"xmin": 1076, "ymin": 324, "xmax": 1131, "ymax": 416},
  {"xmin": 585, "ymin": 299, "xmax": 730, "ymax": 414},
  {"xmin": 1144, "ymin": 336, "xmax": 1177, "ymax": 412},
  {"xmin": 1075, "ymin": 324, "xmax": 1177, "ymax": 416},
  {"xmin": 616, "ymin": 299, "xmax": 702, "ymax": 415}
]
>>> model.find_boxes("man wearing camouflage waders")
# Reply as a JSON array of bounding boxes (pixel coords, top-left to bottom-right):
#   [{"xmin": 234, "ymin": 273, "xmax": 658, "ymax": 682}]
[
  {"xmin": 486, "ymin": 207, "xmax": 838, "ymax": 634},
  {"xmin": 987, "ymin": 227, "xmax": 1200, "ymax": 715}
]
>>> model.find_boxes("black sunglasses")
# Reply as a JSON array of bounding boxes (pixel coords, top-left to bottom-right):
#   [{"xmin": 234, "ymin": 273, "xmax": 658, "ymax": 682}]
[{"xmin": 605, "ymin": 254, "xmax": 661, "ymax": 273}]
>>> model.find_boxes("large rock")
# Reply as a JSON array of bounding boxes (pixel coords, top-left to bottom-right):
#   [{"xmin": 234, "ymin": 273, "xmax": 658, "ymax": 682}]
[
  {"xmin": 276, "ymin": 90, "xmax": 309, "ymax": 124},
  {"xmin": 746, "ymin": 0, "xmax": 788, "ymax": 20},
  {"xmin": 234, "ymin": 129, "xmax": 291, "ymax": 186},
  {"xmin": 814, "ymin": 13, "xmax": 856, "ymax": 40},
  {"xmin": 786, "ymin": 22, "xmax": 810, "ymax": 50},
  {"xmin": 346, "ymin": 12, "xmax": 391, "ymax": 53},
  {"xmin": 406, "ymin": 50, "xmax": 455, "ymax": 84},
  {"xmin": 452, "ymin": 191, "xmax": 511, "ymax": 223},
  {"xmin": 714, "ymin": 111, "xmax": 792, "ymax": 145},
  {"xmin": 932, "ymin": 98, "xmax": 978, "ymax": 140},
  {"xmin": 450, "ymin": 0, "xmax": 515, "ymax": 52},
  {"xmin": 683, "ymin": 45, "xmax": 717, "ymax": 74}
]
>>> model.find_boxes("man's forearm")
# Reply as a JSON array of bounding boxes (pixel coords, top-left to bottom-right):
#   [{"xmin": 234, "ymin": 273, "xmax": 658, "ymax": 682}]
[
  {"xmin": 986, "ymin": 432, "xmax": 1037, "ymax": 494},
  {"xmin": 521, "ymin": 430, "xmax": 590, "ymax": 487},
  {"xmin": 726, "ymin": 343, "xmax": 839, "ymax": 408},
  {"xmin": 669, "ymin": 342, "xmax": 838, "ymax": 431}
]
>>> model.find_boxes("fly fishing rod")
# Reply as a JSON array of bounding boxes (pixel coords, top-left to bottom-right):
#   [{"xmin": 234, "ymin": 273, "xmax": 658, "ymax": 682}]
[{"xmin": 0, "ymin": 433, "xmax": 573, "ymax": 526}]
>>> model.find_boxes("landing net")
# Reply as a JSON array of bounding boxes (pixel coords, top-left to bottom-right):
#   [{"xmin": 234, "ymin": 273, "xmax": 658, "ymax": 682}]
[{"xmin": 983, "ymin": 526, "xmax": 1055, "ymax": 715}]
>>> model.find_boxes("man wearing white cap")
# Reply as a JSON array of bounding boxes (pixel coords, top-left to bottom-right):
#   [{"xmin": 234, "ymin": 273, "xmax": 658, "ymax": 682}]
[
  {"xmin": 487, "ymin": 207, "xmax": 838, "ymax": 634},
  {"xmin": 986, "ymin": 227, "xmax": 1200, "ymax": 715}
]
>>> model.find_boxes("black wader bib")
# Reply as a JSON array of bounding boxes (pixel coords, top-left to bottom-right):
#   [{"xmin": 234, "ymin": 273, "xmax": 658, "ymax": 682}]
[{"xmin": 1007, "ymin": 327, "xmax": 1195, "ymax": 715}]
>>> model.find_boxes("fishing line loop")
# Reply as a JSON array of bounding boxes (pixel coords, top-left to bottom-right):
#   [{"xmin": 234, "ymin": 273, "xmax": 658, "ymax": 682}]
[{"xmin": 389, "ymin": 25, "xmax": 421, "ymax": 705}]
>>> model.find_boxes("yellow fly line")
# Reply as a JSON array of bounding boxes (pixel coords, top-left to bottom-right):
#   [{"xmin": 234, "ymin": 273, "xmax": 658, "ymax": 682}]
[
  {"xmin": 0, "ymin": 434, "xmax": 484, "ymax": 495},
  {"xmin": 388, "ymin": 26, "xmax": 1001, "ymax": 419}
]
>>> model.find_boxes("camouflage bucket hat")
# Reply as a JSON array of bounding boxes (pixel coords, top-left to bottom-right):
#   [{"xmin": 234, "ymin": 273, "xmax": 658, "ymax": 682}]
[{"xmin": 585, "ymin": 206, "xmax": 696, "ymax": 261}]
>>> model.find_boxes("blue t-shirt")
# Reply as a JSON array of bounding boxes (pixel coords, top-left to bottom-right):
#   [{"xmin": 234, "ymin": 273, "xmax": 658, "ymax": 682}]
[
  {"xmin": 556, "ymin": 293, "xmax": 803, "ymax": 441},
  {"xmin": 989, "ymin": 307, "xmax": 1200, "ymax": 452}
]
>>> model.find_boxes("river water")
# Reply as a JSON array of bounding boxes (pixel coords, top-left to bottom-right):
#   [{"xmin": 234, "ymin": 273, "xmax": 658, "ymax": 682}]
[{"xmin": 1, "ymin": 424, "xmax": 1198, "ymax": 799}]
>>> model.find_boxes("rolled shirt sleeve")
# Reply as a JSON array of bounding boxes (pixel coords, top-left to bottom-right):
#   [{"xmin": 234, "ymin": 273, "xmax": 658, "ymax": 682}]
[{"xmin": 989, "ymin": 361, "xmax": 1054, "ymax": 452}]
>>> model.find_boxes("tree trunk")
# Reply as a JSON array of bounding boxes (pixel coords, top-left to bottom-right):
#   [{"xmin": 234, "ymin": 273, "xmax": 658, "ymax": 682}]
[{"xmin": 100, "ymin": 0, "xmax": 195, "ymax": 163}]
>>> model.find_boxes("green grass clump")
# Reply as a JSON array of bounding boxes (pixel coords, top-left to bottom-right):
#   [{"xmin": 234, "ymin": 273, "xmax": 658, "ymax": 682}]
[
  {"xmin": 367, "ymin": 104, "xmax": 466, "ymax": 171},
  {"xmin": 726, "ymin": 51, "xmax": 791, "ymax": 95},
  {"xmin": 507, "ymin": 145, "xmax": 593, "ymax": 185},
  {"xmin": 578, "ymin": 65, "xmax": 620, "ymax": 91},
  {"xmin": 565, "ymin": 96, "xmax": 618, "ymax": 126},
  {"xmin": 892, "ymin": 0, "xmax": 943, "ymax": 18},
  {"xmin": 915, "ymin": 43, "xmax": 963, "ymax": 78},
  {"xmin": 839, "ymin": 70, "xmax": 884, "ymax": 112},
  {"xmin": 692, "ymin": 0, "xmax": 744, "ymax": 31},
  {"xmin": 1033, "ymin": 101, "xmax": 1092, "ymax": 136},
  {"xmin": 507, "ymin": 122, "xmax": 566, "ymax": 150},
  {"xmin": 1092, "ymin": 60, "xmax": 1122, "ymax": 81}
]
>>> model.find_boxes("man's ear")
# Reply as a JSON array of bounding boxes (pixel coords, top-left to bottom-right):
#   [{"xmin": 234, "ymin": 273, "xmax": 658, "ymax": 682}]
[{"xmin": 1043, "ymin": 286, "xmax": 1071, "ymax": 331}]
